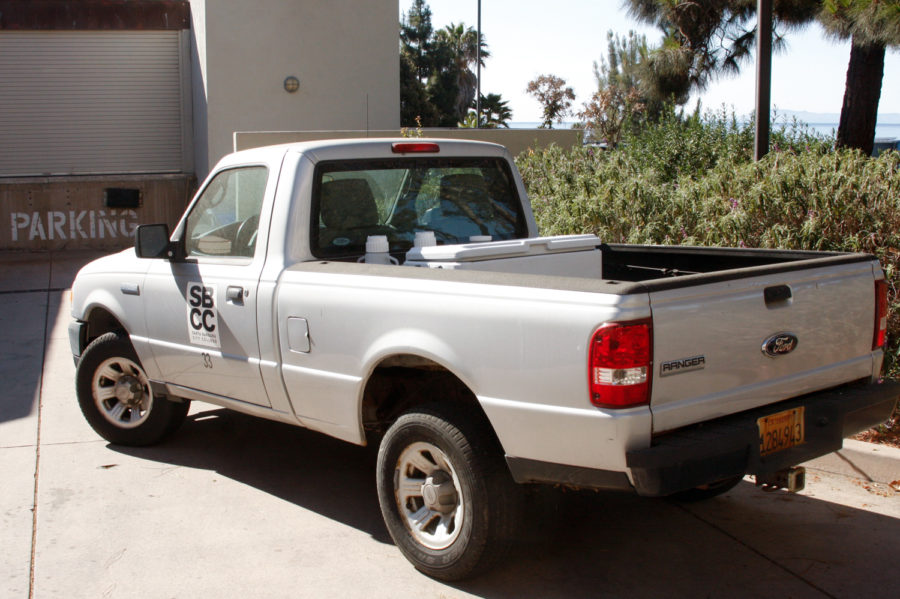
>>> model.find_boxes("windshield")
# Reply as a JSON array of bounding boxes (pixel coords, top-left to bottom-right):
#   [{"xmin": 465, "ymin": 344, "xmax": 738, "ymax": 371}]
[{"xmin": 311, "ymin": 157, "xmax": 528, "ymax": 259}]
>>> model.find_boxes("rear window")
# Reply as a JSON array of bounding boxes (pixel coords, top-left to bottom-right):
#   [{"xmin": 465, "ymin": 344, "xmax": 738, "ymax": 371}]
[{"xmin": 311, "ymin": 158, "xmax": 528, "ymax": 259}]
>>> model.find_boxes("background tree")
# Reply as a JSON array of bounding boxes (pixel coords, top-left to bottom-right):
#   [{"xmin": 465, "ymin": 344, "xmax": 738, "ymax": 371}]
[
  {"xmin": 580, "ymin": 88, "xmax": 645, "ymax": 147},
  {"xmin": 400, "ymin": 0, "xmax": 439, "ymax": 125},
  {"xmin": 424, "ymin": 39, "xmax": 463, "ymax": 126},
  {"xmin": 400, "ymin": 53, "xmax": 437, "ymax": 126},
  {"xmin": 628, "ymin": 0, "xmax": 899, "ymax": 154},
  {"xmin": 478, "ymin": 93, "xmax": 513, "ymax": 128},
  {"xmin": 579, "ymin": 30, "xmax": 653, "ymax": 145},
  {"xmin": 820, "ymin": 0, "xmax": 900, "ymax": 155},
  {"xmin": 626, "ymin": 0, "xmax": 818, "ymax": 104},
  {"xmin": 435, "ymin": 23, "xmax": 490, "ymax": 122},
  {"xmin": 526, "ymin": 74, "xmax": 576, "ymax": 128},
  {"xmin": 399, "ymin": 1, "xmax": 492, "ymax": 126}
]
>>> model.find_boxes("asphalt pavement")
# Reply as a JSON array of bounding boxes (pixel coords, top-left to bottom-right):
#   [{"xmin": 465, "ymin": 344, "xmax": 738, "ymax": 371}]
[{"xmin": 2, "ymin": 249, "xmax": 899, "ymax": 599}]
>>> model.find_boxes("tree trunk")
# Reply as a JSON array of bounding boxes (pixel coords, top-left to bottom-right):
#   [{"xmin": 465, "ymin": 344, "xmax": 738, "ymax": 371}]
[{"xmin": 836, "ymin": 37, "xmax": 885, "ymax": 155}]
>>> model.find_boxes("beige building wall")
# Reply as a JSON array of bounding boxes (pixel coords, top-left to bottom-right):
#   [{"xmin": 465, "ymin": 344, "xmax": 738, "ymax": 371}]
[{"xmin": 191, "ymin": 0, "xmax": 400, "ymax": 179}]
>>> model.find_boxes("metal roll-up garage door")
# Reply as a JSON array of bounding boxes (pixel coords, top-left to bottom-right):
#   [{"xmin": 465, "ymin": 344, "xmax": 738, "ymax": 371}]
[{"xmin": 0, "ymin": 30, "xmax": 189, "ymax": 177}]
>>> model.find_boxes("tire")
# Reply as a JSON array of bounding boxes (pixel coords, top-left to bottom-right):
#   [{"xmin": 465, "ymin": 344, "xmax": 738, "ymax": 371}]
[
  {"xmin": 76, "ymin": 332, "xmax": 189, "ymax": 446},
  {"xmin": 670, "ymin": 475, "xmax": 744, "ymax": 502},
  {"xmin": 376, "ymin": 404, "xmax": 521, "ymax": 581}
]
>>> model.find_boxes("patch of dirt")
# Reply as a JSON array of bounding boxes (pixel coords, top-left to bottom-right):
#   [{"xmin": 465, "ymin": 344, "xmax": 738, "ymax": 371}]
[{"xmin": 852, "ymin": 405, "xmax": 900, "ymax": 449}]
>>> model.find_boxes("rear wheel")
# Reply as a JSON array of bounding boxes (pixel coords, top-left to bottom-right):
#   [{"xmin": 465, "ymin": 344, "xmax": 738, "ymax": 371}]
[
  {"xmin": 376, "ymin": 404, "xmax": 521, "ymax": 581},
  {"xmin": 76, "ymin": 332, "xmax": 189, "ymax": 446}
]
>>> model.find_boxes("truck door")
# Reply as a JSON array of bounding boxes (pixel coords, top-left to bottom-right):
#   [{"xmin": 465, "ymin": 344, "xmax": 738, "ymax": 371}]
[{"xmin": 143, "ymin": 165, "xmax": 273, "ymax": 407}]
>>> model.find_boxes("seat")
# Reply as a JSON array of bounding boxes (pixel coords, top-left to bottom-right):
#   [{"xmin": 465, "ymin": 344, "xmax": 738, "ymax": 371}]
[{"xmin": 319, "ymin": 178, "xmax": 385, "ymax": 248}]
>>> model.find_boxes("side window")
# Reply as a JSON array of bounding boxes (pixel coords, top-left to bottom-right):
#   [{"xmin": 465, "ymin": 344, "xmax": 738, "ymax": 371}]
[{"xmin": 184, "ymin": 166, "xmax": 268, "ymax": 258}]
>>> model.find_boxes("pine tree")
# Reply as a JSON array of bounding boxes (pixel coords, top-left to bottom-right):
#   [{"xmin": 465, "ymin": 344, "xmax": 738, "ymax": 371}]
[
  {"xmin": 626, "ymin": 0, "xmax": 818, "ymax": 103},
  {"xmin": 820, "ymin": 0, "xmax": 900, "ymax": 154},
  {"xmin": 580, "ymin": 31, "xmax": 650, "ymax": 146}
]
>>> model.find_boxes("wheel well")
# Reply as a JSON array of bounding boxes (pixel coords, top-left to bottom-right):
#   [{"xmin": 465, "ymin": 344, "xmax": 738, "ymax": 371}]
[
  {"xmin": 361, "ymin": 355, "xmax": 500, "ymax": 448},
  {"xmin": 83, "ymin": 308, "xmax": 126, "ymax": 350}
]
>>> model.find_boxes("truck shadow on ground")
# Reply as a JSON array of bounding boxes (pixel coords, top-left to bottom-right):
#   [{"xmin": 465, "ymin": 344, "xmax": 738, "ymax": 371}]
[{"xmin": 112, "ymin": 407, "xmax": 900, "ymax": 598}]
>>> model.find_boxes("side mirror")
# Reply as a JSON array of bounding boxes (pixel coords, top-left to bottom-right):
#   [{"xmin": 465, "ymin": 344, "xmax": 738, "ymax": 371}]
[{"xmin": 135, "ymin": 224, "xmax": 175, "ymax": 259}]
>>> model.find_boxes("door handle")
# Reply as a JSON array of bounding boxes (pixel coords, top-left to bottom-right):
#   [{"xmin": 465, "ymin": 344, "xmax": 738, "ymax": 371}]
[{"xmin": 226, "ymin": 286, "xmax": 244, "ymax": 303}]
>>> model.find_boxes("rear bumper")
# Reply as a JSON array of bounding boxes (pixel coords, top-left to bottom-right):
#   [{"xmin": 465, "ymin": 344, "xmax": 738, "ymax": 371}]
[{"xmin": 625, "ymin": 380, "xmax": 900, "ymax": 497}]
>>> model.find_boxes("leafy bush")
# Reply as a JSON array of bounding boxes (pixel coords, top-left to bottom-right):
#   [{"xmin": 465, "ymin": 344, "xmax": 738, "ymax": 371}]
[{"xmin": 516, "ymin": 113, "xmax": 900, "ymax": 378}]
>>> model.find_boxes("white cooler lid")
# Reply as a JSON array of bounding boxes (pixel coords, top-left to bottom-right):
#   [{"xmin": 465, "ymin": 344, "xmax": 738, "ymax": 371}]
[{"xmin": 405, "ymin": 234, "xmax": 600, "ymax": 262}]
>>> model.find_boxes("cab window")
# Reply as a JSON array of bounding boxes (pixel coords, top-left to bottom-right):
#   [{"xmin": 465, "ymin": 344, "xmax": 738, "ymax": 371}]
[
  {"xmin": 184, "ymin": 166, "xmax": 268, "ymax": 258},
  {"xmin": 312, "ymin": 158, "xmax": 526, "ymax": 259}
]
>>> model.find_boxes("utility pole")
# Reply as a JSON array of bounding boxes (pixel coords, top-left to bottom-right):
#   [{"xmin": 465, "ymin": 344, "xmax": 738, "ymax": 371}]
[
  {"xmin": 476, "ymin": 0, "xmax": 482, "ymax": 127},
  {"xmin": 755, "ymin": 0, "xmax": 772, "ymax": 160}
]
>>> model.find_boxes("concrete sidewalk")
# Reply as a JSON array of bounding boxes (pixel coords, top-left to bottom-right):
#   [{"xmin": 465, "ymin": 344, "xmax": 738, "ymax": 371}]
[{"xmin": 1, "ymin": 250, "xmax": 899, "ymax": 599}]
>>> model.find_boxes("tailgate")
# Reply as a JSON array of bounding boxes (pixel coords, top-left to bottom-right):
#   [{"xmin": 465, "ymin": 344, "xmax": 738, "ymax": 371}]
[{"xmin": 648, "ymin": 260, "xmax": 879, "ymax": 433}]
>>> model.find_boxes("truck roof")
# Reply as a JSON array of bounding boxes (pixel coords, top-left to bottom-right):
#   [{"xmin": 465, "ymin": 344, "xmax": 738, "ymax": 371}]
[{"xmin": 217, "ymin": 137, "xmax": 512, "ymax": 169}]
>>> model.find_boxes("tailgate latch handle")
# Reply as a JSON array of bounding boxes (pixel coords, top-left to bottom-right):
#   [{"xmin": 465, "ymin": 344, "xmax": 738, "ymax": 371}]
[{"xmin": 764, "ymin": 284, "xmax": 792, "ymax": 306}]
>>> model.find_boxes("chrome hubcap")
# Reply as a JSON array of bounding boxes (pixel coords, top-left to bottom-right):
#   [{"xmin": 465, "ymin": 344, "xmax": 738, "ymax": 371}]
[
  {"xmin": 92, "ymin": 356, "xmax": 152, "ymax": 429},
  {"xmin": 421, "ymin": 471, "xmax": 458, "ymax": 513},
  {"xmin": 395, "ymin": 442, "xmax": 464, "ymax": 550},
  {"xmin": 114, "ymin": 375, "xmax": 144, "ymax": 406}
]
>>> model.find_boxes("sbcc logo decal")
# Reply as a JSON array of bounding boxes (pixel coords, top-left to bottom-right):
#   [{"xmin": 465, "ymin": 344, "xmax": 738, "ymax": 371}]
[
  {"xmin": 761, "ymin": 332, "xmax": 798, "ymax": 357},
  {"xmin": 187, "ymin": 281, "xmax": 220, "ymax": 348}
]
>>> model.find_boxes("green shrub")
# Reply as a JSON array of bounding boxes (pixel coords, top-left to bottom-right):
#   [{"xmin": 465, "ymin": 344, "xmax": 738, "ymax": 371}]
[{"xmin": 516, "ymin": 114, "xmax": 900, "ymax": 377}]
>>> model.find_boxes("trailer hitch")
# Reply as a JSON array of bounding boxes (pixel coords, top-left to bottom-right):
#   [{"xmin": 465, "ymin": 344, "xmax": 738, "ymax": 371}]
[{"xmin": 756, "ymin": 466, "xmax": 806, "ymax": 493}]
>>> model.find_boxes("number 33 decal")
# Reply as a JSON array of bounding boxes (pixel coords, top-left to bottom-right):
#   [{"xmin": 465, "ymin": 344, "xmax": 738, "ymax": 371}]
[{"xmin": 202, "ymin": 353, "xmax": 213, "ymax": 369}]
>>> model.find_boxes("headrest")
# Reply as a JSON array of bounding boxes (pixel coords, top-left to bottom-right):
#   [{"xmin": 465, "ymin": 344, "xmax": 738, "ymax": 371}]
[{"xmin": 320, "ymin": 179, "xmax": 379, "ymax": 229}]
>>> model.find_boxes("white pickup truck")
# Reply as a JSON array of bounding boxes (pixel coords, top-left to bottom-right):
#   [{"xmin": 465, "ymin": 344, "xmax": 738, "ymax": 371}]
[{"xmin": 70, "ymin": 138, "xmax": 898, "ymax": 580}]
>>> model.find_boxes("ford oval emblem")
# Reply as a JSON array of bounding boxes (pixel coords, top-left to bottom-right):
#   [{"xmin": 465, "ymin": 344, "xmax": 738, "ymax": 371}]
[{"xmin": 762, "ymin": 332, "xmax": 798, "ymax": 357}]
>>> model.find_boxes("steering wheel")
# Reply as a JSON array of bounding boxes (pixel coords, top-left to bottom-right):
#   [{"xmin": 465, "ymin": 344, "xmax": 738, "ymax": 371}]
[{"xmin": 234, "ymin": 215, "xmax": 259, "ymax": 257}]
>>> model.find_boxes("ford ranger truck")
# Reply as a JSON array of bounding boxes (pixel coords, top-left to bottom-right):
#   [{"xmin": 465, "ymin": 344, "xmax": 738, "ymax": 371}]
[{"xmin": 68, "ymin": 138, "xmax": 899, "ymax": 580}]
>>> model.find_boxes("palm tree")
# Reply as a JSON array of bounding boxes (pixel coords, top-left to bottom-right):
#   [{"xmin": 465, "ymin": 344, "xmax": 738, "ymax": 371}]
[
  {"xmin": 479, "ymin": 93, "xmax": 512, "ymax": 128},
  {"xmin": 434, "ymin": 23, "xmax": 490, "ymax": 122}
]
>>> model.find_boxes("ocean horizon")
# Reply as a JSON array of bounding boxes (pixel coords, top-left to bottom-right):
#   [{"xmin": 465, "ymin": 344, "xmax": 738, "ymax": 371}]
[{"xmin": 509, "ymin": 114, "xmax": 900, "ymax": 140}]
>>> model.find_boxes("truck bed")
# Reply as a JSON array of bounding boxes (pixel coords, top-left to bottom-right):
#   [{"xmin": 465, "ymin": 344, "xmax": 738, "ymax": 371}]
[
  {"xmin": 599, "ymin": 243, "xmax": 873, "ymax": 289},
  {"xmin": 287, "ymin": 243, "xmax": 882, "ymax": 439},
  {"xmin": 305, "ymin": 243, "xmax": 875, "ymax": 295}
]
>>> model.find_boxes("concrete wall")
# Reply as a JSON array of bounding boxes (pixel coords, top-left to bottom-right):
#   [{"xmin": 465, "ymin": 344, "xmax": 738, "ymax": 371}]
[
  {"xmin": 233, "ymin": 129, "xmax": 583, "ymax": 159},
  {"xmin": 1, "ymin": 175, "xmax": 195, "ymax": 251},
  {"xmin": 190, "ymin": 0, "xmax": 210, "ymax": 179},
  {"xmin": 191, "ymin": 0, "xmax": 400, "ymax": 179}
]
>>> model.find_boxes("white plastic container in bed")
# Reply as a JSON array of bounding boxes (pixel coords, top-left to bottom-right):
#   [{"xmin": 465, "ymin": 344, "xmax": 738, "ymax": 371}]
[{"xmin": 404, "ymin": 234, "xmax": 602, "ymax": 278}]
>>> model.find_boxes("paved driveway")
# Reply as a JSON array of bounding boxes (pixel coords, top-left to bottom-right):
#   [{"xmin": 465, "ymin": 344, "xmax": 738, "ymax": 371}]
[{"xmin": 2, "ymin": 251, "xmax": 899, "ymax": 598}]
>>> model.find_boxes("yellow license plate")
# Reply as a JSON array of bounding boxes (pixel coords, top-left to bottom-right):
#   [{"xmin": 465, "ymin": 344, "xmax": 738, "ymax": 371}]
[{"xmin": 758, "ymin": 407, "xmax": 805, "ymax": 457}]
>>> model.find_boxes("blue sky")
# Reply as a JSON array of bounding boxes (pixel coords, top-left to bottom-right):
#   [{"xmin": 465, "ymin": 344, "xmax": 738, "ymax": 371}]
[{"xmin": 402, "ymin": 0, "xmax": 900, "ymax": 123}]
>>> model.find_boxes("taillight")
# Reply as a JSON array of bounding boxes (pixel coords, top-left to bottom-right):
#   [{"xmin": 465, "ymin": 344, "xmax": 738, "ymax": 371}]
[
  {"xmin": 391, "ymin": 142, "xmax": 440, "ymax": 154},
  {"xmin": 874, "ymin": 279, "xmax": 888, "ymax": 350},
  {"xmin": 589, "ymin": 319, "xmax": 652, "ymax": 408}
]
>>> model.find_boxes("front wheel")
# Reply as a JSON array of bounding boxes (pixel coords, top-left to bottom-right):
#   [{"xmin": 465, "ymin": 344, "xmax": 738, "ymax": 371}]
[
  {"xmin": 376, "ymin": 405, "xmax": 521, "ymax": 581},
  {"xmin": 76, "ymin": 332, "xmax": 189, "ymax": 446}
]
